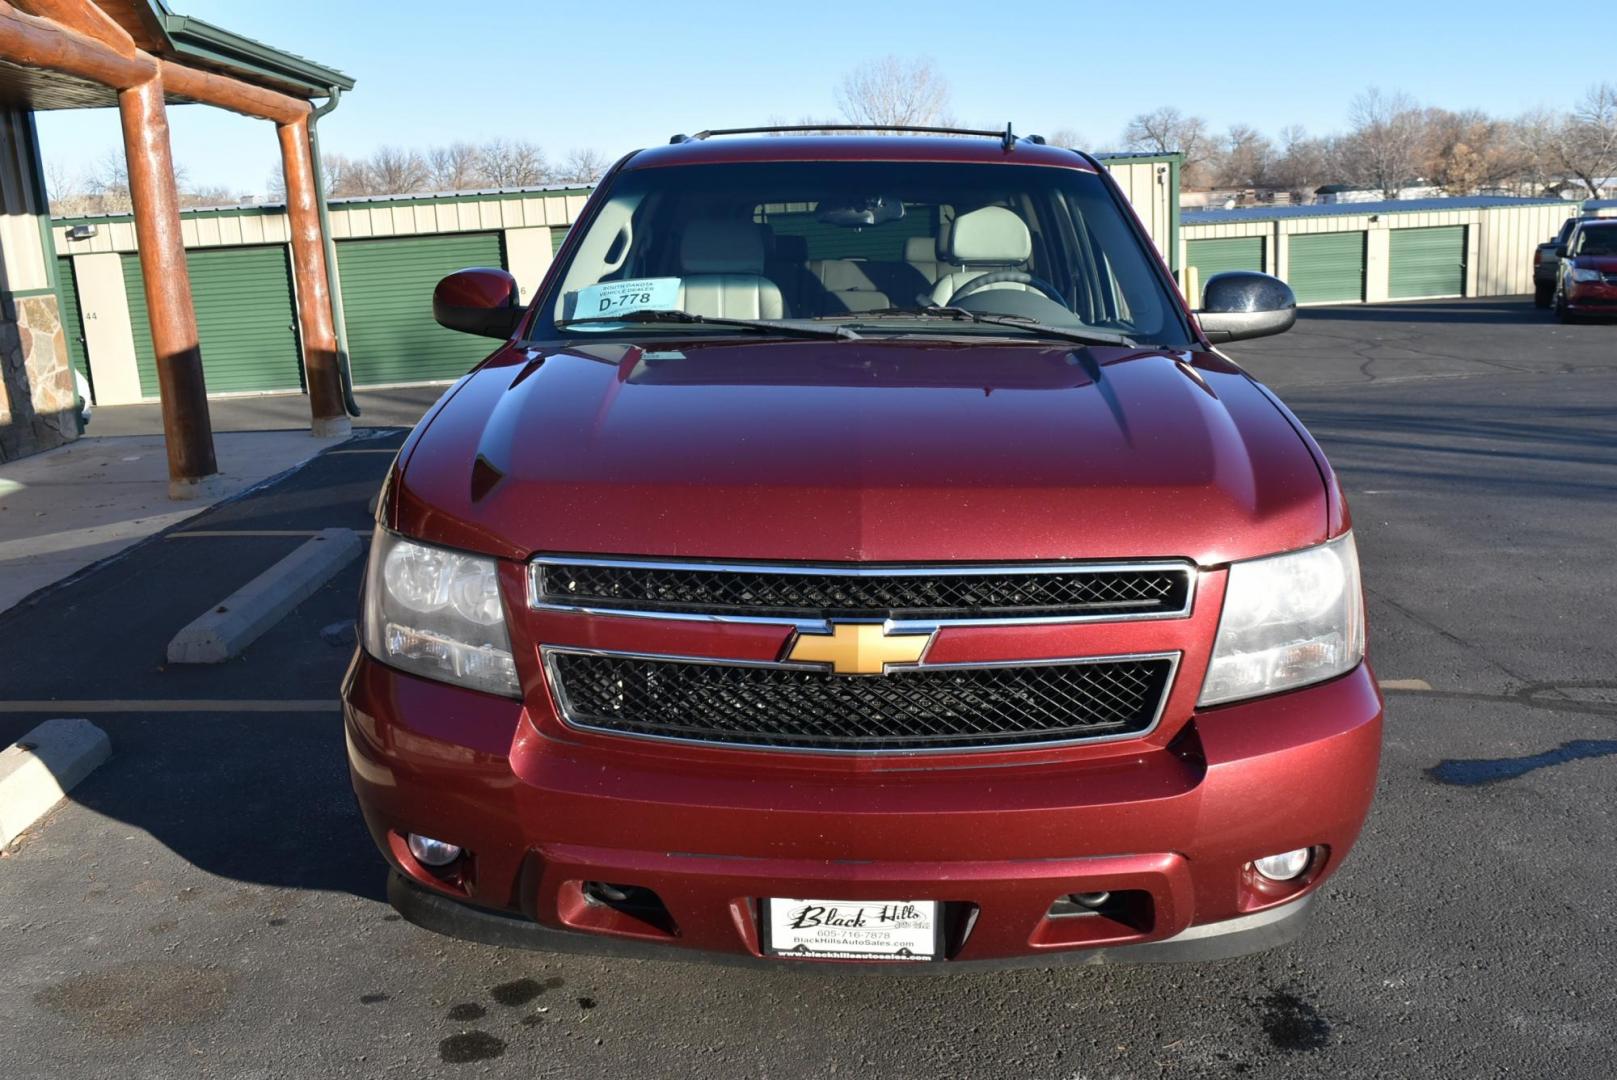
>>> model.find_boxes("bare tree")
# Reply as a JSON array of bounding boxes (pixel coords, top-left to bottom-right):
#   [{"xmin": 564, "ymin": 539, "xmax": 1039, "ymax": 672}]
[
  {"xmin": 555, "ymin": 148, "xmax": 611, "ymax": 184},
  {"xmin": 1215, "ymin": 124, "xmax": 1274, "ymax": 188},
  {"xmin": 363, "ymin": 146, "xmax": 429, "ymax": 196},
  {"xmin": 1552, "ymin": 82, "xmax": 1617, "ymax": 197},
  {"xmin": 835, "ymin": 55, "xmax": 951, "ymax": 131},
  {"xmin": 1044, "ymin": 127, "xmax": 1088, "ymax": 150},
  {"xmin": 1344, "ymin": 88, "xmax": 1425, "ymax": 198},
  {"xmin": 478, "ymin": 139, "xmax": 550, "ymax": 187},
  {"xmin": 427, "ymin": 142, "xmax": 485, "ymax": 192},
  {"xmin": 1122, "ymin": 107, "xmax": 1210, "ymax": 185},
  {"xmin": 1509, "ymin": 108, "xmax": 1563, "ymax": 195}
]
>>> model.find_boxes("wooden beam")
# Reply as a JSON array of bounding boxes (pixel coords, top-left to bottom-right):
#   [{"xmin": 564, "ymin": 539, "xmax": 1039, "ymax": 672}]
[
  {"xmin": 10, "ymin": 0, "xmax": 137, "ymax": 57},
  {"xmin": 0, "ymin": 0, "xmax": 152, "ymax": 86},
  {"xmin": 158, "ymin": 58, "xmax": 311, "ymax": 124},
  {"xmin": 278, "ymin": 115, "xmax": 347, "ymax": 433},
  {"xmin": 118, "ymin": 76, "xmax": 217, "ymax": 492}
]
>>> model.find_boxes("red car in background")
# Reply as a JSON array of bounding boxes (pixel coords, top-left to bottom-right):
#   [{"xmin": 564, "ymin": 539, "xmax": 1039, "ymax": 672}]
[
  {"xmin": 1554, "ymin": 219, "xmax": 1617, "ymax": 321},
  {"xmin": 342, "ymin": 127, "xmax": 1381, "ymax": 968}
]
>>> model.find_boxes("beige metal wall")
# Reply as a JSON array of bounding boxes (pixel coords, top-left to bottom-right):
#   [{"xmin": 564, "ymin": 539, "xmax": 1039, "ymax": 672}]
[
  {"xmin": 1181, "ymin": 201, "xmax": 1575, "ymax": 301},
  {"xmin": 1104, "ymin": 159, "xmax": 1174, "ymax": 263}
]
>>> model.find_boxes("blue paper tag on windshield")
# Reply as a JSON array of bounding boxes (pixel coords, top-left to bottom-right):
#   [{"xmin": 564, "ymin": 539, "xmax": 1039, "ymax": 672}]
[{"xmin": 574, "ymin": 277, "xmax": 681, "ymax": 319}]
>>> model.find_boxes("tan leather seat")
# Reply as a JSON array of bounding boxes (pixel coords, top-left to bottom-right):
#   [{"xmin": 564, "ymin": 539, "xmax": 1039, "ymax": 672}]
[
  {"xmin": 904, "ymin": 235, "xmax": 946, "ymax": 288},
  {"xmin": 928, "ymin": 206, "xmax": 1034, "ymax": 306},
  {"xmin": 678, "ymin": 221, "xmax": 785, "ymax": 318}
]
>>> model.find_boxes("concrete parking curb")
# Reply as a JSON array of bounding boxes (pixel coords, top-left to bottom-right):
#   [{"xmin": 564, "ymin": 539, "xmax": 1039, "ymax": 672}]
[
  {"xmin": 0, "ymin": 719, "xmax": 112, "ymax": 848},
  {"xmin": 166, "ymin": 527, "xmax": 364, "ymax": 664}
]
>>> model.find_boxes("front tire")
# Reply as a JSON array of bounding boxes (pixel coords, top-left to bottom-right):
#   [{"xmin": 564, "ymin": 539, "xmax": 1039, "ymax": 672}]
[{"xmin": 1554, "ymin": 293, "xmax": 1576, "ymax": 324}]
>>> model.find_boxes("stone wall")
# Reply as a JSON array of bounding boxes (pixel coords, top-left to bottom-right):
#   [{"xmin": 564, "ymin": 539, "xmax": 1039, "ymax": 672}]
[{"xmin": 0, "ymin": 294, "xmax": 79, "ymax": 463}]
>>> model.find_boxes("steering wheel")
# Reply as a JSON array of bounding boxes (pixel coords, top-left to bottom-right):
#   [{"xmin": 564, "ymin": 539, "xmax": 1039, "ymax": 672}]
[{"xmin": 946, "ymin": 270, "xmax": 1068, "ymax": 308}]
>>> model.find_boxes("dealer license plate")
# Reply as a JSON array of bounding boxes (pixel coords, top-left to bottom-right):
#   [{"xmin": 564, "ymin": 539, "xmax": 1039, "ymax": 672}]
[{"xmin": 764, "ymin": 898, "xmax": 940, "ymax": 961}]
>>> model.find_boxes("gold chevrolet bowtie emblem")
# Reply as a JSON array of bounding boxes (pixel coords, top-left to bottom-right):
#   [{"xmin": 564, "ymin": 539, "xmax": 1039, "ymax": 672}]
[{"xmin": 786, "ymin": 623, "xmax": 933, "ymax": 675}]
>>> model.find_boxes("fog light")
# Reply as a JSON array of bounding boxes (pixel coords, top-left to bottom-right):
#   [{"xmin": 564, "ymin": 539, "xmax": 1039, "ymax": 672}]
[
  {"xmin": 407, "ymin": 834, "xmax": 462, "ymax": 867},
  {"xmin": 1253, "ymin": 848, "xmax": 1312, "ymax": 882}
]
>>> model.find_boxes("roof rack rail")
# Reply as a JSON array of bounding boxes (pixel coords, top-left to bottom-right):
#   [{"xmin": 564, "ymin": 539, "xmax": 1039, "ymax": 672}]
[{"xmin": 669, "ymin": 123, "xmax": 1045, "ymax": 152}]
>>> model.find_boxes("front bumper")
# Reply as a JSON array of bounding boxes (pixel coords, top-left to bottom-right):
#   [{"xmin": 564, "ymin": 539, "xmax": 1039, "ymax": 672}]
[
  {"xmin": 1566, "ymin": 282, "xmax": 1617, "ymax": 313},
  {"xmin": 343, "ymin": 651, "xmax": 1382, "ymax": 967}
]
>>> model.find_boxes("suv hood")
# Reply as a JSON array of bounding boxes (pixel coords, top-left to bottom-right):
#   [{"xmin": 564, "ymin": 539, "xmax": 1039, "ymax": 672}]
[{"xmin": 391, "ymin": 338, "xmax": 1329, "ymax": 565}]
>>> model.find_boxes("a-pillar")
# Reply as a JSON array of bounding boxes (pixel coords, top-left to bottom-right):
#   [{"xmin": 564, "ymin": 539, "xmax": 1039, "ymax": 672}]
[
  {"xmin": 118, "ymin": 75, "xmax": 218, "ymax": 497},
  {"xmin": 277, "ymin": 115, "xmax": 349, "ymax": 437}
]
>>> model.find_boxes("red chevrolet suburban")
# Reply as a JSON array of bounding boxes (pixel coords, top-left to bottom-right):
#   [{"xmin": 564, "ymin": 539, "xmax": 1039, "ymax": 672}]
[{"xmin": 343, "ymin": 127, "xmax": 1381, "ymax": 968}]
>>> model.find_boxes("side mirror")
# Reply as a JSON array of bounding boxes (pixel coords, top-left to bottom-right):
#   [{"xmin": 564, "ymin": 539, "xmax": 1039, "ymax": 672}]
[
  {"xmin": 1196, "ymin": 271, "xmax": 1297, "ymax": 344},
  {"xmin": 1554, "ymin": 245, "xmax": 1569, "ymax": 258},
  {"xmin": 433, "ymin": 267, "xmax": 523, "ymax": 338}
]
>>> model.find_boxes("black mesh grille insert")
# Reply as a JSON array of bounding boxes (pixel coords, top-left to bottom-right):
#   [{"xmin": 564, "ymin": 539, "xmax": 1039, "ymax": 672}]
[
  {"xmin": 548, "ymin": 652, "xmax": 1174, "ymax": 751},
  {"xmin": 536, "ymin": 562, "xmax": 1190, "ymax": 621}
]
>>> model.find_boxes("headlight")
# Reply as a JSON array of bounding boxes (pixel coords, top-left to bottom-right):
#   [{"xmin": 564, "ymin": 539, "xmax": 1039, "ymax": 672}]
[
  {"xmin": 1199, "ymin": 533, "xmax": 1365, "ymax": 707},
  {"xmin": 1569, "ymin": 267, "xmax": 1602, "ymax": 283},
  {"xmin": 362, "ymin": 527, "xmax": 520, "ymax": 697}
]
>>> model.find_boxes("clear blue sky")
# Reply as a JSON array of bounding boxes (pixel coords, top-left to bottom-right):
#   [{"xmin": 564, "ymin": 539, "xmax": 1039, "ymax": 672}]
[{"xmin": 35, "ymin": 0, "xmax": 1574, "ymax": 197}]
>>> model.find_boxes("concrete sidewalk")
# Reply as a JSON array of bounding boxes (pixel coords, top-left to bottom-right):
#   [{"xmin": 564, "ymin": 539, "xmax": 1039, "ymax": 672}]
[
  {"xmin": 0, "ymin": 430, "xmax": 355, "ymax": 615},
  {"xmin": 86, "ymin": 384, "xmax": 448, "ymax": 438}
]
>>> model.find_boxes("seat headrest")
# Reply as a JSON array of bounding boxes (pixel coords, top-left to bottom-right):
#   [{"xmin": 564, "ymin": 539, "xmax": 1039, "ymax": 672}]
[
  {"xmin": 903, "ymin": 235, "xmax": 940, "ymax": 262},
  {"xmin": 680, "ymin": 220, "xmax": 767, "ymax": 274},
  {"xmin": 944, "ymin": 206, "xmax": 1031, "ymax": 264}
]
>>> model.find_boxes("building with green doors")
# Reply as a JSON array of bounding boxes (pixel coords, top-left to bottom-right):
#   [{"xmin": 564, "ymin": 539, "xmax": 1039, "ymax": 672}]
[{"xmin": 1181, "ymin": 196, "xmax": 1572, "ymax": 307}]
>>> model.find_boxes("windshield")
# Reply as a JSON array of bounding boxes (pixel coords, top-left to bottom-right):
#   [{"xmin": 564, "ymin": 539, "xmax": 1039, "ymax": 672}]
[
  {"xmin": 1575, "ymin": 226, "xmax": 1617, "ymax": 257},
  {"xmin": 533, "ymin": 160, "xmax": 1194, "ymax": 347}
]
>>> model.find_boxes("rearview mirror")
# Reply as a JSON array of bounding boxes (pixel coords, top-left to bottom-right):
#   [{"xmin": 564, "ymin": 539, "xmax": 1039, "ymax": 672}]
[
  {"xmin": 433, "ymin": 267, "xmax": 523, "ymax": 338},
  {"xmin": 1196, "ymin": 271, "xmax": 1297, "ymax": 344}
]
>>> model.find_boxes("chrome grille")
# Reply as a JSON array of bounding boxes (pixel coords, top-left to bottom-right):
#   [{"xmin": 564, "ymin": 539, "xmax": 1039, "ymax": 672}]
[
  {"xmin": 545, "ymin": 650, "xmax": 1177, "ymax": 752},
  {"xmin": 532, "ymin": 558, "xmax": 1193, "ymax": 623}
]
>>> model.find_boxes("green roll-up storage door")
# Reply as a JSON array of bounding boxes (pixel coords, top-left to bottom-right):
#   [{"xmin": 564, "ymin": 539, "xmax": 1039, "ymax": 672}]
[
  {"xmin": 1389, "ymin": 226, "xmax": 1465, "ymax": 299},
  {"xmin": 56, "ymin": 257, "xmax": 92, "ymax": 400},
  {"xmin": 1185, "ymin": 237, "xmax": 1265, "ymax": 304},
  {"xmin": 1287, "ymin": 232, "xmax": 1366, "ymax": 304},
  {"xmin": 122, "ymin": 245, "xmax": 303, "ymax": 398},
  {"xmin": 551, "ymin": 226, "xmax": 569, "ymax": 256},
  {"xmin": 336, "ymin": 232, "xmax": 506, "ymax": 386}
]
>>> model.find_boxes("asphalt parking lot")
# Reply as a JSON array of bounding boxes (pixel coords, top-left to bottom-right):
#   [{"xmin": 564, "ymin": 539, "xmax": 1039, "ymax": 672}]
[{"xmin": 2, "ymin": 297, "xmax": 1614, "ymax": 1079}]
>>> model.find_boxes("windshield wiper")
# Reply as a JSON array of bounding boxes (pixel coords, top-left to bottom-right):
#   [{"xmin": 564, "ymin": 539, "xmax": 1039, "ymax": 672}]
[
  {"xmin": 558, "ymin": 309, "xmax": 859, "ymax": 341},
  {"xmin": 848, "ymin": 306, "xmax": 1140, "ymax": 348}
]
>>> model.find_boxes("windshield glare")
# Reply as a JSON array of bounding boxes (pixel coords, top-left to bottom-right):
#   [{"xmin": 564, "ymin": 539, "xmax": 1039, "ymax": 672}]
[{"xmin": 540, "ymin": 160, "xmax": 1193, "ymax": 347}]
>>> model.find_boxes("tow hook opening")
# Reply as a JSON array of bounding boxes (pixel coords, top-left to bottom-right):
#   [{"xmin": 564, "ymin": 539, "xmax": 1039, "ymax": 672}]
[
  {"xmin": 564, "ymin": 880, "xmax": 680, "ymax": 939},
  {"xmin": 1034, "ymin": 889, "xmax": 1155, "ymax": 948}
]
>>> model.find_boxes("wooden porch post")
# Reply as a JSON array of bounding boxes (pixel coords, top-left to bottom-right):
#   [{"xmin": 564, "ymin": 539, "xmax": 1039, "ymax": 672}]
[
  {"xmin": 277, "ymin": 114, "xmax": 348, "ymax": 436},
  {"xmin": 118, "ymin": 75, "xmax": 217, "ymax": 495}
]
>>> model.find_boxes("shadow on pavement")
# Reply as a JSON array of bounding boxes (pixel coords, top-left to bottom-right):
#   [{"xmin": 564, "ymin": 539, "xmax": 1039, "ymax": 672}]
[
  {"xmin": 1296, "ymin": 299, "xmax": 1545, "ymax": 325},
  {"xmin": 1, "ymin": 434, "xmax": 407, "ymax": 901}
]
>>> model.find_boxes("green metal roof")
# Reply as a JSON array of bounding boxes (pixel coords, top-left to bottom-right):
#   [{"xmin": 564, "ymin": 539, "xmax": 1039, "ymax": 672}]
[{"xmin": 151, "ymin": 1, "xmax": 354, "ymax": 96}]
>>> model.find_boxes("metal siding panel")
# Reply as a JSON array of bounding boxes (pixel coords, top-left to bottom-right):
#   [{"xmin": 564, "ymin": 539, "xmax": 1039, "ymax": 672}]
[
  {"xmin": 1388, "ymin": 226, "xmax": 1465, "ymax": 299},
  {"xmin": 122, "ymin": 244, "xmax": 303, "ymax": 397},
  {"xmin": 551, "ymin": 225, "xmax": 569, "ymax": 256},
  {"xmin": 337, "ymin": 232, "xmax": 506, "ymax": 386},
  {"xmin": 1287, "ymin": 231, "xmax": 1366, "ymax": 304},
  {"xmin": 1185, "ymin": 237, "xmax": 1265, "ymax": 304}
]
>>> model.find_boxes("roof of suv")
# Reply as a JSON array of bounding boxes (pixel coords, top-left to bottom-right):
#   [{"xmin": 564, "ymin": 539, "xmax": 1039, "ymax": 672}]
[{"xmin": 624, "ymin": 134, "xmax": 1097, "ymax": 172}]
